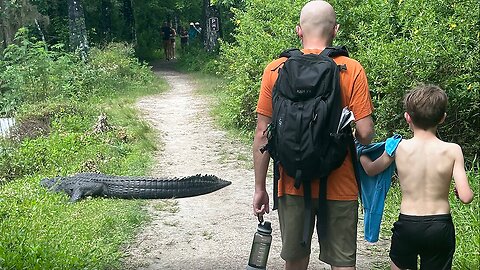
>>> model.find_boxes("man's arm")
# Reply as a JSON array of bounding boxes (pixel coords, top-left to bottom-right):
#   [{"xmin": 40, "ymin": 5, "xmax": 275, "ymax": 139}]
[
  {"xmin": 452, "ymin": 144, "xmax": 474, "ymax": 204},
  {"xmin": 252, "ymin": 113, "xmax": 271, "ymax": 217},
  {"xmin": 359, "ymin": 151, "xmax": 394, "ymax": 176},
  {"xmin": 354, "ymin": 115, "xmax": 375, "ymax": 145}
]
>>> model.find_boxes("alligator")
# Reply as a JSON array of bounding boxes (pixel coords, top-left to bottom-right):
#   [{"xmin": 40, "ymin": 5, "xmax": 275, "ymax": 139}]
[{"xmin": 41, "ymin": 173, "xmax": 231, "ymax": 202}]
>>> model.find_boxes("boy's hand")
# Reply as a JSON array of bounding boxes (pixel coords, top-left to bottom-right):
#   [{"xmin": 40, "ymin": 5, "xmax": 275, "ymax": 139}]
[
  {"xmin": 386, "ymin": 134, "xmax": 402, "ymax": 157},
  {"xmin": 454, "ymin": 186, "xmax": 460, "ymax": 199},
  {"xmin": 355, "ymin": 139, "xmax": 366, "ymax": 160}
]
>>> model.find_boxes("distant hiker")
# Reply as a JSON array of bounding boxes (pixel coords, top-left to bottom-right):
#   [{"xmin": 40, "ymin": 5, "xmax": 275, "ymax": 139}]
[
  {"xmin": 169, "ymin": 25, "xmax": 177, "ymax": 60},
  {"xmin": 359, "ymin": 84, "xmax": 474, "ymax": 270},
  {"xmin": 161, "ymin": 22, "xmax": 172, "ymax": 60},
  {"xmin": 252, "ymin": 1, "xmax": 374, "ymax": 270},
  {"xmin": 179, "ymin": 26, "xmax": 189, "ymax": 49},
  {"xmin": 194, "ymin": 22, "xmax": 202, "ymax": 34},
  {"xmin": 188, "ymin": 22, "xmax": 197, "ymax": 41}
]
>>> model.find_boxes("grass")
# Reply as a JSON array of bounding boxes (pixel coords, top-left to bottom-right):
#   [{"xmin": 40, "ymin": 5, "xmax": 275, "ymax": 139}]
[
  {"xmin": 0, "ymin": 178, "xmax": 146, "ymax": 269},
  {"xmin": 0, "ymin": 75, "xmax": 168, "ymax": 269},
  {"xmin": 187, "ymin": 72, "xmax": 253, "ymax": 144}
]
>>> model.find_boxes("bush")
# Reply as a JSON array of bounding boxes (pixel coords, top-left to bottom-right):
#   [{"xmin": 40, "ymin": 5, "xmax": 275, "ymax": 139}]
[
  {"xmin": 176, "ymin": 43, "xmax": 219, "ymax": 73},
  {"xmin": 0, "ymin": 28, "xmax": 155, "ymax": 117},
  {"xmin": 218, "ymin": 0, "xmax": 479, "ymax": 162}
]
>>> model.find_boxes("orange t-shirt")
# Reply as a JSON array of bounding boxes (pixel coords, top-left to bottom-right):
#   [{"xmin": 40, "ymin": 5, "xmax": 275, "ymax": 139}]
[{"xmin": 256, "ymin": 48, "xmax": 373, "ymax": 200}]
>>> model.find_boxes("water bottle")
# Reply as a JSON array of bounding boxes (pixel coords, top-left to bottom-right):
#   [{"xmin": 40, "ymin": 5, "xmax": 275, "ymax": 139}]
[{"xmin": 246, "ymin": 217, "xmax": 272, "ymax": 270}]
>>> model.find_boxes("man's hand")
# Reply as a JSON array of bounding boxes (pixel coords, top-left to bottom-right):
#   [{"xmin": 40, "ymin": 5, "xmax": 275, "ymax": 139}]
[{"xmin": 253, "ymin": 190, "xmax": 270, "ymax": 219}]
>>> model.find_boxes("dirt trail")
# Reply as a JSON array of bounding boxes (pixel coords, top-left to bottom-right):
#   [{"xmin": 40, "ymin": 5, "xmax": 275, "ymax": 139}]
[{"xmin": 123, "ymin": 61, "xmax": 389, "ymax": 269}]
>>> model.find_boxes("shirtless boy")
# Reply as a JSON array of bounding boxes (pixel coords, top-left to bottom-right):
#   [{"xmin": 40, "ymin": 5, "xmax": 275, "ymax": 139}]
[{"xmin": 359, "ymin": 84, "xmax": 474, "ymax": 270}]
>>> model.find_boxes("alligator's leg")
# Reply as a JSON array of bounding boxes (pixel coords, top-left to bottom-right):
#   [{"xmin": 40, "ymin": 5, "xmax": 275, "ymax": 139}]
[
  {"xmin": 70, "ymin": 182, "xmax": 106, "ymax": 202},
  {"xmin": 70, "ymin": 188, "xmax": 83, "ymax": 202}
]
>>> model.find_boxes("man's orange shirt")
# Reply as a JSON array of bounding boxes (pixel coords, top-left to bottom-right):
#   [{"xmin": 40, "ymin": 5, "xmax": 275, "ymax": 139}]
[{"xmin": 256, "ymin": 49, "xmax": 373, "ymax": 201}]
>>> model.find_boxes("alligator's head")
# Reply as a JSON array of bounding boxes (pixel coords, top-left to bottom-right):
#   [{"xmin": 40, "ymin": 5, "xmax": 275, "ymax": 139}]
[{"xmin": 40, "ymin": 176, "xmax": 68, "ymax": 191}]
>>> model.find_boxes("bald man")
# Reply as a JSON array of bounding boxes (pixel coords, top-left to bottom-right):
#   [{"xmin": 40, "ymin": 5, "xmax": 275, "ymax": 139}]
[{"xmin": 253, "ymin": 1, "xmax": 375, "ymax": 269}]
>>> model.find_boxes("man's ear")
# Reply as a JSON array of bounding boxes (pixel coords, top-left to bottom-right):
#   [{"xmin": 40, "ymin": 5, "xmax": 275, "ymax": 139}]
[
  {"xmin": 333, "ymin": 23, "xmax": 340, "ymax": 37},
  {"xmin": 296, "ymin": 25, "xmax": 303, "ymax": 39}
]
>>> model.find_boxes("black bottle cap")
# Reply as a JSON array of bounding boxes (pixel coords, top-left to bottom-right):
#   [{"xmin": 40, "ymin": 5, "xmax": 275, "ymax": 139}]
[{"xmin": 258, "ymin": 221, "xmax": 272, "ymax": 234}]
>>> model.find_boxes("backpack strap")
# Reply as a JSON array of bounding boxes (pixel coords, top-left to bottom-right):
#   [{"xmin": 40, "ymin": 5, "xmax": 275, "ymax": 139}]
[
  {"xmin": 301, "ymin": 177, "xmax": 313, "ymax": 247},
  {"xmin": 272, "ymin": 160, "xmax": 280, "ymax": 210},
  {"xmin": 317, "ymin": 176, "xmax": 328, "ymax": 239}
]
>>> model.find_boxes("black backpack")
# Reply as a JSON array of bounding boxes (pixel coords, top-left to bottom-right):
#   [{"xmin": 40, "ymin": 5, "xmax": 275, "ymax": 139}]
[{"xmin": 262, "ymin": 46, "xmax": 355, "ymax": 244}]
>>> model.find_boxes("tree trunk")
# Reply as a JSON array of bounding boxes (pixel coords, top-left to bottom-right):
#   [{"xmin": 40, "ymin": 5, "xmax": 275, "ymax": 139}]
[
  {"xmin": 202, "ymin": 0, "xmax": 209, "ymax": 48},
  {"xmin": 126, "ymin": 0, "xmax": 137, "ymax": 46},
  {"xmin": 0, "ymin": 0, "xmax": 45, "ymax": 55},
  {"xmin": 0, "ymin": 0, "xmax": 8, "ymax": 53},
  {"xmin": 67, "ymin": 0, "xmax": 89, "ymax": 60},
  {"xmin": 204, "ymin": 2, "xmax": 219, "ymax": 52}
]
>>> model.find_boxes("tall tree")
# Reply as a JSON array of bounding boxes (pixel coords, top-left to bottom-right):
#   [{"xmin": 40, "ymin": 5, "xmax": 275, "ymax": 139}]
[
  {"xmin": 67, "ymin": 0, "xmax": 88, "ymax": 60},
  {"xmin": 0, "ymin": 0, "xmax": 44, "ymax": 53},
  {"xmin": 122, "ymin": 0, "xmax": 136, "ymax": 43}
]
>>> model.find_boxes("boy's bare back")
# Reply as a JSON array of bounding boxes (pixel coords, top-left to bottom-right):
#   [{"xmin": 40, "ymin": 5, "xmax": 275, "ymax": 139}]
[
  {"xmin": 359, "ymin": 84, "xmax": 473, "ymax": 270},
  {"xmin": 359, "ymin": 84, "xmax": 473, "ymax": 214},
  {"xmin": 395, "ymin": 135, "xmax": 469, "ymax": 215}
]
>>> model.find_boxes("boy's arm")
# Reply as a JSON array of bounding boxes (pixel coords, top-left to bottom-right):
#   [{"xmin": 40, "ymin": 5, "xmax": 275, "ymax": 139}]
[
  {"xmin": 360, "ymin": 151, "xmax": 395, "ymax": 176},
  {"xmin": 452, "ymin": 144, "xmax": 474, "ymax": 204}
]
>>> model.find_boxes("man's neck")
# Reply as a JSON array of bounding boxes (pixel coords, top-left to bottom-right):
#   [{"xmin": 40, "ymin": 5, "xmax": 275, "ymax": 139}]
[{"xmin": 301, "ymin": 39, "xmax": 329, "ymax": 51}]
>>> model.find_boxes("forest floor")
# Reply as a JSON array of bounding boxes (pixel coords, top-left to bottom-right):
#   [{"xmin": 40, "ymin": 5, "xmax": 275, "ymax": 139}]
[{"xmin": 121, "ymin": 60, "xmax": 390, "ymax": 270}]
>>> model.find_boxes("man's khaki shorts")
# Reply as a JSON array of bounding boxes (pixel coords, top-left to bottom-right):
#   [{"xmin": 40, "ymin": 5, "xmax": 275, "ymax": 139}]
[{"xmin": 278, "ymin": 195, "xmax": 358, "ymax": 267}]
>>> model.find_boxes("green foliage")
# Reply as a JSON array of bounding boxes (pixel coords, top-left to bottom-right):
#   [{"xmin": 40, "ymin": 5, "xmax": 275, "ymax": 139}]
[
  {"xmin": 132, "ymin": 0, "xmax": 203, "ymax": 59},
  {"xmin": 0, "ymin": 28, "xmax": 154, "ymax": 117},
  {"xmin": 0, "ymin": 175, "xmax": 147, "ymax": 269},
  {"xmin": 176, "ymin": 43, "xmax": 219, "ymax": 73},
  {"xmin": 330, "ymin": 0, "xmax": 480, "ymax": 161},
  {"xmin": 382, "ymin": 169, "xmax": 480, "ymax": 269},
  {"xmin": 0, "ymin": 30, "xmax": 165, "ymax": 267},
  {"xmin": 219, "ymin": 0, "xmax": 479, "ymax": 162},
  {"xmin": 219, "ymin": 0, "xmax": 304, "ymax": 131}
]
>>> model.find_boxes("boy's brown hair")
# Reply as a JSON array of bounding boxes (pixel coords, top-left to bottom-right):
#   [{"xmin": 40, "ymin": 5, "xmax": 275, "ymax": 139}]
[{"xmin": 403, "ymin": 84, "xmax": 448, "ymax": 130}]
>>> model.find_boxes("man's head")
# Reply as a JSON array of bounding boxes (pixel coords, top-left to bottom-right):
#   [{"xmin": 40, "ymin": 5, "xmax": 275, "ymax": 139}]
[
  {"xmin": 296, "ymin": 1, "xmax": 339, "ymax": 47},
  {"xmin": 403, "ymin": 84, "xmax": 448, "ymax": 130}
]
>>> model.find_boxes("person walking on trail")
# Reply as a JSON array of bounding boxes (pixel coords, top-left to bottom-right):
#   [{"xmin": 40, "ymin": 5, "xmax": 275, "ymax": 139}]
[
  {"xmin": 188, "ymin": 22, "xmax": 197, "ymax": 41},
  {"xmin": 194, "ymin": 22, "xmax": 202, "ymax": 35},
  {"xmin": 179, "ymin": 26, "xmax": 189, "ymax": 49},
  {"xmin": 161, "ymin": 22, "xmax": 172, "ymax": 60},
  {"xmin": 169, "ymin": 25, "xmax": 177, "ymax": 60},
  {"xmin": 252, "ymin": 1, "xmax": 374, "ymax": 270},
  {"xmin": 359, "ymin": 84, "xmax": 474, "ymax": 270}
]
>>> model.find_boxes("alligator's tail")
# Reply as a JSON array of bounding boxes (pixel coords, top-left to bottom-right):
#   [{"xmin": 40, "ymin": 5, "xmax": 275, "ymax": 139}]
[{"xmin": 103, "ymin": 174, "xmax": 232, "ymax": 199}]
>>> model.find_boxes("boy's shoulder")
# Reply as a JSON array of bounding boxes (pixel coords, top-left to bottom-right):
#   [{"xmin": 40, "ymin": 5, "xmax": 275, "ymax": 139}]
[{"xmin": 398, "ymin": 137, "xmax": 462, "ymax": 156}]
